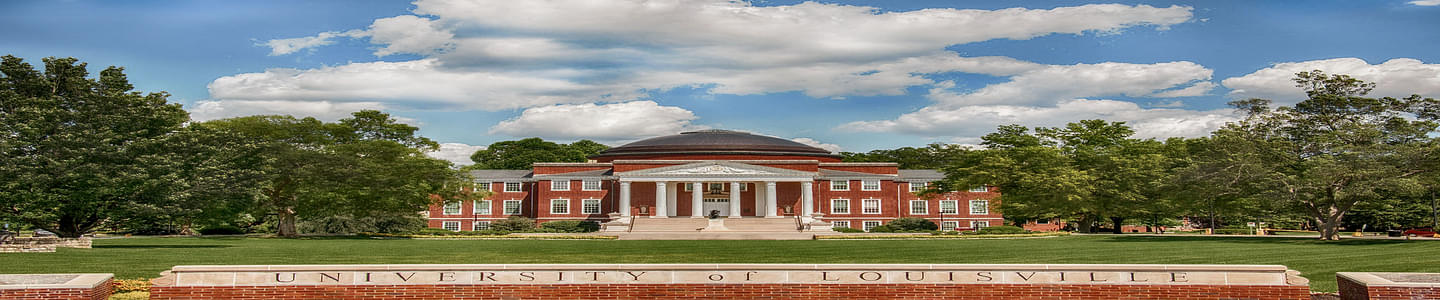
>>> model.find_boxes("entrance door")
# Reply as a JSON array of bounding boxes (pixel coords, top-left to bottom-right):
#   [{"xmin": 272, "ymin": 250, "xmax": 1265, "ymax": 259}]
[{"xmin": 702, "ymin": 198, "xmax": 730, "ymax": 217}]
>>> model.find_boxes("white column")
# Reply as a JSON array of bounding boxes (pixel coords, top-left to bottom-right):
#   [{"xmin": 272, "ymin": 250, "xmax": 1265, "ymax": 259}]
[
  {"xmin": 764, "ymin": 181, "xmax": 779, "ymax": 218},
  {"xmin": 653, "ymin": 181, "xmax": 668, "ymax": 218},
  {"xmin": 753, "ymin": 183, "xmax": 765, "ymax": 217},
  {"xmin": 619, "ymin": 182, "xmax": 631, "ymax": 217},
  {"xmin": 729, "ymin": 182, "xmax": 742, "ymax": 218},
  {"xmin": 801, "ymin": 181, "xmax": 814, "ymax": 217},
  {"xmin": 691, "ymin": 182, "xmax": 704, "ymax": 218}
]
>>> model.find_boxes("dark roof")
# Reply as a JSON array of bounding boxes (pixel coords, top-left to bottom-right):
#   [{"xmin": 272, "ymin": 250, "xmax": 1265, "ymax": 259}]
[
  {"xmin": 817, "ymin": 169, "xmax": 896, "ymax": 179},
  {"xmin": 467, "ymin": 170, "xmax": 534, "ymax": 180},
  {"xmin": 592, "ymin": 129, "xmax": 838, "ymax": 159},
  {"xmin": 897, "ymin": 169, "xmax": 944, "ymax": 181},
  {"xmin": 532, "ymin": 169, "xmax": 613, "ymax": 178}
]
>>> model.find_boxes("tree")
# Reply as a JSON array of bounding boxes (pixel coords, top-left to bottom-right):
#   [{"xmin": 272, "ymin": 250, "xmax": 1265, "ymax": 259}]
[
  {"xmin": 468, "ymin": 138, "xmax": 609, "ymax": 169},
  {"xmin": 0, "ymin": 56, "xmax": 188, "ymax": 237},
  {"xmin": 1192, "ymin": 71, "xmax": 1438, "ymax": 240},
  {"xmin": 840, "ymin": 143, "xmax": 969, "ymax": 169}
]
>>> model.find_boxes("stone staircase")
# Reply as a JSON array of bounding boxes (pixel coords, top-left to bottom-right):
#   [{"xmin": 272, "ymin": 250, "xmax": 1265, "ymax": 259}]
[
  {"xmin": 719, "ymin": 217, "xmax": 801, "ymax": 232},
  {"xmin": 629, "ymin": 218, "xmax": 708, "ymax": 232},
  {"xmin": 617, "ymin": 217, "xmax": 812, "ymax": 240}
]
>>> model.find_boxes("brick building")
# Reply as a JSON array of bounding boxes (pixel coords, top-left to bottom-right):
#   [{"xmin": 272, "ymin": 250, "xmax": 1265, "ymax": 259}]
[{"xmin": 426, "ymin": 130, "xmax": 1002, "ymax": 232}]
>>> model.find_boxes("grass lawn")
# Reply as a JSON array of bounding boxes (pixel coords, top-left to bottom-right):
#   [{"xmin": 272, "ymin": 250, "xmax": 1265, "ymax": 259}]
[{"xmin": 2, "ymin": 235, "xmax": 1436, "ymax": 292}]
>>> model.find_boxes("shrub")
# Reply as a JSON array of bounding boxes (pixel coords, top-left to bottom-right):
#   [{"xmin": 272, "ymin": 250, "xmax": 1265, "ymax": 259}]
[
  {"xmin": 109, "ymin": 292, "xmax": 149, "ymax": 300},
  {"xmin": 416, "ymin": 228, "xmax": 458, "ymax": 235},
  {"xmin": 490, "ymin": 216, "xmax": 536, "ymax": 232},
  {"xmin": 113, "ymin": 279, "xmax": 151, "ymax": 293},
  {"xmin": 867, "ymin": 225, "xmax": 896, "ymax": 233},
  {"xmin": 539, "ymin": 220, "xmax": 601, "ymax": 233},
  {"xmin": 887, "ymin": 217, "xmax": 938, "ymax": 232},
  {"xmin": 832, "ymin": 227, "xmax": 864, "ymax": 233},
  {"xmin": 198, "ymin": 225, "xmax": 245, "ymax": 235},
  {"xmin": 1214, "ymin": 228, "xmax": 1253, "ymax": 235},
  {"xmin": 973, "ymin": 225, "xmax": 1027, "ymax": 235}
]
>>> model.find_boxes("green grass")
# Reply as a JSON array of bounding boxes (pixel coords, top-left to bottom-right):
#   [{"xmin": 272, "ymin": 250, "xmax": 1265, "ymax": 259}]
[{"xmin": 2, "ymin": 235, "xmax": 1436, "ymax": 292}]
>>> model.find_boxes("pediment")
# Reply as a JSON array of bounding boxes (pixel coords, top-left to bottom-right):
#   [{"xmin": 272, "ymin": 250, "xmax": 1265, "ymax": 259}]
[
  {"xmin": 618, "ymin": 161, "xmax": 815, "ymax": 178},
  {"xmin": 655, "ymin": 165, "xmax": 776, "ymax": 175}
]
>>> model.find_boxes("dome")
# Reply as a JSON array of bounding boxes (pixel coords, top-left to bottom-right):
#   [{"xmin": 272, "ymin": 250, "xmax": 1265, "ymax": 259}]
[{"xmin": 590, "ymin": 129, "xmax": 840, "ymax": 161}]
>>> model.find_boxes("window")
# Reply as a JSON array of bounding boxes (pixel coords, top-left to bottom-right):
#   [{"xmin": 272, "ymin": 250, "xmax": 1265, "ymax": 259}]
[
  {"xmin": 830, "ymin": 180, "xmax": 849, "ymax": 191},
  {"xmin": 708, "ymin": 183, "xmax": 725, "ymax": 192},
  {"xmin": 442, "ymin": 221, "xmax": 460, "ymax": 232},
  {"xmin": 970, "ymin": 186, "xmax": 988, "ymax": 193},
  {"xmin": 504, "ymin": 182, "xmax": 522, "ymax": 192},
  {"xmin": 582, "ymin": 199, "xmax": 601, "ymax": 214},
  {"xmin": 909, "ymin": 182, "xmax": 927, "ymax": 193},
  {"xmin": 939, "ymin": 200, "xmax": 958, "ymax": 214},
  {"xmin": 942, "ymin": 221, "xmax": 959, "ymax": 231},
  {"xmin": 861, "ymin": 180, "xmax": 881, "ymax": 191},
  {"xmin": 551, "ymin": 199, "xmax": 569, "ymax": 214},
  {"xmin": 473, "ymin": 221, "xmax": 490, "ymax": 231},
  {"xmin": 909, "ymin": 200, "xmax": 927, "ymax": 215},
  {"xmin": 1035, "ymin": 219, "xmax": 1050, "ymax": 224},
  {"xmin": 970, "ymin": 200, "xmax": 989, "ymax": 215},
  {"xmin": 831, "ymin": 221, "xmax": 850, "ymax": 229},
  {"xmin": 442, "ymin": 202, "xmax": 461, "ymax": 215},
  {"xmin": 973, "ymin": 221, "xmax": 990, "ymax": 228},
  {"xmin": 740, "ymin": 183, "xmax": 748, "ymax": 191},
  {"xmin": 863, "ymin": 221, "xmax": 882, "ymax": 232},
  {"xmin": 683, "ymin": 183, "xmax": 692, "ymax": 191},
  {"xmin": 504, "ymin": 200, "xmax": 522, "ymax": 215},
  {"xmin": 861, "ymin": 199, "xmax": 881, "ymax": 214},
  {"xmin": 830, "ymin": 199, "xmax": 850, "ymax": 214},
  {"xmin": 473, "ymin": 200, "xmax": 491, "ymax": 215},
  {"xmin": 582, "ymin": 180, "xmax": 602, "ymax": 191},
  {"xmin": 551, "ymin": 180, "xmax": 570, "ymax": 191},
  {"xmin": 475, "ymin": 182, "xmax": 491, "ymax": 192}
]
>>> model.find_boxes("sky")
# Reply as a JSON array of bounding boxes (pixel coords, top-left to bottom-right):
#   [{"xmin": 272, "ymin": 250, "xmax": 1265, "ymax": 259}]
[{"xmin": 4, "ymin": 0, "xmax": 1440, "ymax": 165}]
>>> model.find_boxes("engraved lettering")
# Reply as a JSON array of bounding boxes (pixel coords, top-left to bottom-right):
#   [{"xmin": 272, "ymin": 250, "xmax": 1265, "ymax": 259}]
[
  {"xmin": 821, "ymin": 272, "xmax": 840, "ymax": 281},
  {"xmin": 625, "ymin": 272, "xmax": 646, "ymax": 280},
  {"xmin": 558, "ymin": 272, "xmax": 564, "ymax": 281},
  {"xmin": 905, "ymin": 272, "xmax": 925, "ymax": 281},
  {"xmin": 1059, "ymin": 272, "xmax": 1067, "ymax": 281},
  {"xmin": 320, "ymin": 273, "xmax": 341, "ymax": 282},
  {"xmin": 396, "ymin": 272, "xmax": 416, "ymax": 282},
  {"xmin": 746, "ymin": 272, "xmax": 758, "ymax": 281},
  {"xmin": 1089, "ymin": 272, "xmax": 1106, "ymax": 282},
  {"xmin": 1015, "ymin": 272, "xmax": 1037, "ymax": 281},
  {"xmin": 1130, "ymin": 272, "xmax": 1147, "ymax": 282},
  {"xmin": 587, "ymin": 271, "xmax": 605, "ymax": 281},
  {"xmin": 976, "ymin": 272, "xmax": 993, "ymax": 282},
  {"xmin": 364, "ymin": 272, "xmax": 373, "ymax": 282},
  {"xmin": 709, "ymin": 274, "xmax": 724, "ymax": 281},
  {"xmin": 275, "ymin": 273, "xmax": 296, "ymax": 283},
  {"xmin": 948, "ymin": 272, "xmax": 955, "ymax": 281},
  {"xmin": 1171, "ymin": 272, "xmax": 1188, "ymax": 282},
  {"xmin": 519, "ymin": 272, "xmax": 535, "ymax": 281},
  {"xmin": 859, "ymin": 272, "xmax": 883, "ymax": 281},
  {"xmin": 439, "ymin": 272, "xmax": 456, "ymax": 282},
  {"xmin": 477, "ymin": 272, "xmax": 497, "ymax": 282}
]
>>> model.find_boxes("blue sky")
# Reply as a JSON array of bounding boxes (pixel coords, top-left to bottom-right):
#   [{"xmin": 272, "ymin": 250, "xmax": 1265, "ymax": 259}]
[{"xmin": 4, "ymin": 0, "xmax": 1439, "ymax": 164}]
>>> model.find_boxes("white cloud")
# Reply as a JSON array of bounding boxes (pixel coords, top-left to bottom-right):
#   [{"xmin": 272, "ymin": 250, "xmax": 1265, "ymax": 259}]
[
  {"xmin": 790, "ymin": 137, "xmax": 843, "ymax": 153},
  {"xmin": 1409, "ymin": 0, "xmax": 1440, "ymax": 6},
  {"xmin": 262, "ymin": 30, "xmax": 365, "ymax": 56},
  {"xmin": 926, "ymin": 61, "xmax": 1214, "ymax": 107},
  {"xmin": 1222, "ymin": 58, "xmax": 1440, "ymax": 102},
  {"xmin": 188, "ymin": 100, "xmax": 389, "ymax": 121},
  {"xmin": 841, "ymin": 99, "xmax": 1238, "ymax": 140},
  {"xmin": 488, "ymin": 101, "xmax": 703, "ymax": 141},
  {"xmin": 427, "ymin": 143, "xmax": 485, "ymax": 166},
  {"xmin": 364, "ymin": 15, "xmax": 455, "ymax": 57},
  {"xmin": 1150, "ymin": 81, "xmax": 1217, "ymax": 98}
]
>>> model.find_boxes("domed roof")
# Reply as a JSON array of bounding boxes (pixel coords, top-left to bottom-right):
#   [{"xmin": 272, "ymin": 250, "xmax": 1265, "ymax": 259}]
[{"xmin": 592, "ymin": 129, "xmax": 838, "ymax": 159}]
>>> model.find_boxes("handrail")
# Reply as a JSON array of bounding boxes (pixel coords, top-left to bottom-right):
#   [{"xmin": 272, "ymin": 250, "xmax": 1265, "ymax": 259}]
[
  {"xmin": 795, "ymin": 215, "xmax": 803, "ymax": 232},
  {"xmin": 626, "ymin": 215, "xmax": 636, "ymax": 233}
]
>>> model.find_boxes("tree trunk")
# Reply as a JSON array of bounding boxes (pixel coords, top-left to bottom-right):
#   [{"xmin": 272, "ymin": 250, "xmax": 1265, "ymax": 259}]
[
  {"xmin": 1077, "ymin": 215, "xmax": 1097, "ymax": 233},
  {"xmin": 277, "ymin": 206, "xmax": 299, "ymax": 238},
  {"xmin": 1110, "ymin": 216, "xmax": 1125, "ymax": 234},
  {"xmin": 1316, "ymin": 217, "xmax": 1340, "ymax": 240}
]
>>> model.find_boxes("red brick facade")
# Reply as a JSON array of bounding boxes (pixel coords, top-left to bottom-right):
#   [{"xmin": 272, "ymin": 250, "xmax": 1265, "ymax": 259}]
[
  {"xmin": 1337, "ymin": 273, "xmax": 1440, "ymax": 300},
  {"xmin": 150, "ymin": 283, "xmax": 1309, "ymax": 300},
  {"xmin": 0, "ymin": 279, "xmax": 112, "ymax": 300}
]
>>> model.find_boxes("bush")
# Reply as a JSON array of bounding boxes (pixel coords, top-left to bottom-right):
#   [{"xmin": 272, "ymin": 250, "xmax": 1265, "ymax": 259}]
[
  {"xmin": 298, "ymin": 214, "xmax": 427, "ymax": 235},
  {"xmin": 113, "ymin": 279, "xmax": 151, "ymax": 293},
  {"xmin": 832, "ymin": 227, "xmax": 864, "ymax": 233},
  {"xmin": 539, "ymin": 220, "xmax": 601, "ymax": 233},
  {"xmin": 867, "ymin": 225, "xmax": 896, "ymax": 233},
  {"xmin": 109, "ymin": 292, "xmax": 149, "ymax": 300},
  {"xmin": 416, "ymin": 228, "xmax": 458, "ymax": 235},
  {"xmin": 973, "ymin": 225, "xmax": 1027, "ymax": 235},
  {"xmin": 1214, "ymin": 228, "xmax": 1253, "ymax": 235},
  {"xmin": 887, "ymin": 217, "xmax": 938, "ymax": 232},
  {"xmin": 490, "ymin": 216, "xmax": 536, "ymax": 232},
  {"xmin": 198, "ymin": 225, "xmax": 245, "ymax": 235}
]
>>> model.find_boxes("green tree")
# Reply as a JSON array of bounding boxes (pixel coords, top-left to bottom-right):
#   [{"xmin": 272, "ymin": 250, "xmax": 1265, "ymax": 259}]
[
  {"xmin": 840, "ymin": 143, "xmax": 968, "ymax": 169},
  {"xmin": 468, "ymin": 138, "xmax": 609, "ymax": 169},
  {"xmin": 0, "ymin": 56, "xmax": 189, "ymax": 237},
  {"xmin": 1193, "ymin": 71, "xmax": 1438, "ymax": 240}
]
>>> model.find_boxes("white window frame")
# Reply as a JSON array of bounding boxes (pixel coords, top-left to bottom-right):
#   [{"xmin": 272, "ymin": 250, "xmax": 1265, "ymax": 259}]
[
  {"xmin": 475, "ymin": 182, "xmax": 491, "ymax": 192},
  {"xmin": 442, "ymin": 202, "xmax": 461, "ymax": 215},
  {"xmin": 473, "ymin": 200, "xmax": 491, "ymax": 215},
  {"xmin": 939, "ymin": 200, "xmax": 958, "ymax": 214},
  {"xmin": 582, "ymin": 180, "xmax": 602, "ymax": 191},
  {"xmin": 941, "ymin": 221, "xmax": 959, "ymax": 231},
  {"xmin": 473, "ymin": 221, "xmax": 491, "ymax": 231},
  {"xmin": 581, "ymin": 198, "xmax": 601, "ymax": 214},
  {"xmin": 970, "ymin": 186, "xmax": 988, "ymax": 193},
  {"xmin": 861, "ymin": 180, "xmax": 881, "ymax": 191},
  {"xmin": 504, "ymin": 182, "xmax": 522, "ymax": 192},
  {"xmin": 740, "ymin": 183, "xmax": 748, "ymax": 191},
  {"xmin": 909, "ymin": 200, "xmax": 927, "ymax": 215},
  {"xmin": 831, "ymin": 221, "xmax": 850, "ymax": 229},
  {"xmin": 1035, "ymin": 219, "xmax": 1050, "ymax": 224},
  {"xmin": 442, "ymin": 221, "xmax": 460, "ymax": 232},
  {"xmin": 973, "ymin": 221, "xmax": 990, "ymax": 228},
  {"xmin": 503, "ymin": 200, "xmax": 523, "ymax": 215},
  {"xmin": 861, "ymin": 198, "xmax": 881, "ymax": 214},
  {"xmin": 707, "ymin": 183, "xmax": 725, "ymax": 192},
  {"xmin": 970, "ymin": 200, "xmax": 989, "ymax": 215},
  {"xmin": 683, "ymin": 183, "xmax": 693, "ymax": 191},
  {"xmin": 551, "ymin": 180, "xmax": 570, "ymax": 191},
  {"xmin": 550, "ymin": 198, "xmax": 570, "ymax": 214},
  {"xmin": 830, "ymin": 180, "xmax": 849, "ymax": 191},
  {"xmin": 830, "ymin": 198, "xmax": 850, "ymax": 214},
  {"xmin": 863, "ymin": 221, "xmax": 882, "ymax": 232},
  {"xmin": 909, "ymin": 182, "xmax": 927, "ymax": 193}
]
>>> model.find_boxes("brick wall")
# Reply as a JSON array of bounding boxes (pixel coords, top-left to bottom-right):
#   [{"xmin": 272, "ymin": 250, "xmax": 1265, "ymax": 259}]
[
  {"xmin": 150, "ymin": 283, "xmax": 1310, "ymax": 300},
  {"xmin": 1337, "ymin": 274, "xmax": 1440, "ymax": 300},
  {"xmin": 0, "ymin": 279, "xmax": 112, "ymax": 300}
]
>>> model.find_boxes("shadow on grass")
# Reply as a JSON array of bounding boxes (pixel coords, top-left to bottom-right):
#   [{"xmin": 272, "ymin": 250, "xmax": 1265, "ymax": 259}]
[
  {"xmin": 94, "ymin": 245, "xmax": 232, "ymax": 249},
  {"xmin": 1092, "ymin": 235, "xmax": 1416, "ymax": 246}
]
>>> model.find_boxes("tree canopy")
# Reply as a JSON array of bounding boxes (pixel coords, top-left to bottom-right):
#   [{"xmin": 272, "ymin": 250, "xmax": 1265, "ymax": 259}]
[{"xmin": 468, "ymin": 138, "xmax": 609, "ymax": 169}]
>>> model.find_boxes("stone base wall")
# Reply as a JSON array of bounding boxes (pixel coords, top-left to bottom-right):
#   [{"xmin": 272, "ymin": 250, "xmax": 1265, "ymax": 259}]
[
  {"xmin": 0, "ymin": 237, "xmax": 90, "ymax": 253},
  {"xmin": 1337, "ymin": 273, "xmax": 1440, "ymax": 300},
  {"xmin": 0, "ymin": 279, "xmax": 112, "ymax": 300},
  {"xmin": 151, "ymin": 283, "xmax": 1311, "ymax": 300}
]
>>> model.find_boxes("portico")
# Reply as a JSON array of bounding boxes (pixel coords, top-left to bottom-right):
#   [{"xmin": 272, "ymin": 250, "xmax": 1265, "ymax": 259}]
[{"xmin": 615, "ymin": 161, "xmax": 815, "ymax": 219}]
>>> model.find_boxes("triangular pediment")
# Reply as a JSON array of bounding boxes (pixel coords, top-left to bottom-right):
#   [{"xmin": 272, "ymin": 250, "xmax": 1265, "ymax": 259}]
[{"xmin": 618, "ymin": 161, "xmax": 815, "ymax": 178}]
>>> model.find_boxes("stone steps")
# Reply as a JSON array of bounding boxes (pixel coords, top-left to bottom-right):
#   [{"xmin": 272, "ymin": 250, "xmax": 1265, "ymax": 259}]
[
  {"xmin": 721, "ymin": 218, "xmax": 801, "ymax": 232},
  {"xmin": 615, "ymin": 232, "xmax": 815, "ymax": 240},
  {"xmin": 630, "ymin": 218, "xmax": 708, "ymax": 232}
]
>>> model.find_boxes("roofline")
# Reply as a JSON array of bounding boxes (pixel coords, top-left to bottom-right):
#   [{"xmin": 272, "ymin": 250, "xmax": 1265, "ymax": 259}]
[
  {"xmin": 819, "ymin": 162, "xmax": 899, "ymax": 167},
  {"xmin": 590, "ymin": 150, "xmax": 842, "ymax": 159},
  {"xmin": 532, "ymin": 162, "xmax": 613, "ymax": 167},
  {"xmin": 610, "ymin": 159, "xmax": 821, "ymax": 164}
]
